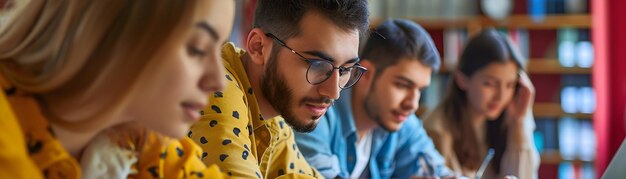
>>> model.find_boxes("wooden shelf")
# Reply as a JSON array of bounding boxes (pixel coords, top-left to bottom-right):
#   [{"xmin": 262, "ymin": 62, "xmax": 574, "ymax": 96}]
[
  {"xmin": 416, "ymin": 103, "xmax": 593, "ymax": 119},
  {"xmin": 407, "ymin": 17, "xmax": 475, "ymax": 29},
  {"xmin": 527, "ymin": 59, "xmax": 591, "ymax": 74},
  {"xmin": 541, "ymin": 150, "xmax": 594, "ymax": 165},
  {"xmin": 370, "ymin": 17, "xmax": 474, "ymax": 29},
  {"xmin": 533, "ymin": 103, "xmax": 593, "ymax": 119},
  {"xmin": 437, "ymin": 59, "xmax": 591, "ymax": 75},
  {"xmin": 478, "ymin": 14, "xmax": 592, "ymax": 30},
  {"xmin": 370, "ymin": 14, "xmax": 591, "ymax": 30}
]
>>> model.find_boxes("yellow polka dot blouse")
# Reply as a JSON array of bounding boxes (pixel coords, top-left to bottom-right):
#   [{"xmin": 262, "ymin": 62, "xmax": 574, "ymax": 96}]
[
  {"xmin": 0, "ymin": 79, "xmax": 224, "ymax": 178},
  {"xmin": 188, "ymin": 43, "xmax": 322, "ymax": 179}
]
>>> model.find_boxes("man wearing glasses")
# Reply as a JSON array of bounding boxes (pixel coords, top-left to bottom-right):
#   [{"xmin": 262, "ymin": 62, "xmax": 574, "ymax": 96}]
[
  {"xmin": 188, "ymin": 0, "xmax": 368, "ymax": 178},
  {"xmin": 295, "ymin": 19, "xmax": 457, "ymax": 179}
]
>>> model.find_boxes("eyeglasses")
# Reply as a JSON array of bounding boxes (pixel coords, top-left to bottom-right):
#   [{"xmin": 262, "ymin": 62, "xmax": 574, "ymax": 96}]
[{"xmin": 265, "ymin": 33, "xmax": 367, "ymax": 89}]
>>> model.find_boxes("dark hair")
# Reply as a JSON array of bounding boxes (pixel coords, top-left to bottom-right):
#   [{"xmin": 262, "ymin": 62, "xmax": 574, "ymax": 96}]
[
  {"xmin": 438, "ymin": 29, "xmax": 525, "ymax": 173},
  {"xmin": 253, "ymin": 0, "xmax": 369, "ymax": 40},
  {"xmin": 361, "ymin": 19, "xmax": 441, "ymax": 75}
]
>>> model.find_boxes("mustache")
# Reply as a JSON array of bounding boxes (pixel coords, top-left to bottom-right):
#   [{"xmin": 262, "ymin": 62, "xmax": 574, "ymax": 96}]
[{"xmin": 301, "ymin": 96, "xmax": 334, "ymax": 106}]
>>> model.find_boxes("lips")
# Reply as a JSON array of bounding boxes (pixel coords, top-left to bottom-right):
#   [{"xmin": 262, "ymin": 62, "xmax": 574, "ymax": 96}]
[
  {"xmin": 305, "ymin": 103, "xmax": 329, "ymax": 117},
  {"xmin": 487, "ymin": 103, "xmax": 500, "ymax": 112},
  {"xmin": 392, "ymin": 111, "xmax": 410, "ymax": 123},
  {"xmin": 182, "ymin": 102, "xmax": 206, "ymax": 122}
]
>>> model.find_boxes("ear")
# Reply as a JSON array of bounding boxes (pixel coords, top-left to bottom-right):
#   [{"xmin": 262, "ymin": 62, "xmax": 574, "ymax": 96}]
[
  {"xmin": 246, "ymin": 28, "xmax": 273, "ymax": 65},
  {"xmin": 356, "ymin": 60, "xmax": 376, "ymax": 90},
  {"xmin": 454, "ymin": 71, "xmax": 469, "ymax": 91}
]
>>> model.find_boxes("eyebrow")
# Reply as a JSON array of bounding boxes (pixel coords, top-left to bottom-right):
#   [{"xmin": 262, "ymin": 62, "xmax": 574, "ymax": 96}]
[
  {"xmin": 302, "ymin": 51, "xmax": 360, "ymax": 64},
  {"xmin": 395, "ymin": 75, "xmax": 416, "ymax": 87},
  {"xmin": 197, "ymin": 22, "xmax": 220, "ymax": 41},
  {"xmin": 482, "ymin": 75, "xmax": 518, "ymax": 84}
]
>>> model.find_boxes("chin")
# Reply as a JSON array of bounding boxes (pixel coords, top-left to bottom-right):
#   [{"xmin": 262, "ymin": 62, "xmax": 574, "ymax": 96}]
[
  {"xmin": 485, "ymin": 112, "xmax": 502, "ymax": 120},
  {"xmin": 381, "ymin": 123, "xmax": 402, "ymax": 132},
  {"xmin": 389, "ymin": 125, "xmax": 402, "ymax": 132},
  {"xmin": 289, "ymin": 116, "xmax": 319, "ymax": 133},
  {"xmin": 159, "ymin": 124, "xmax": 189, "ymax": 139}
]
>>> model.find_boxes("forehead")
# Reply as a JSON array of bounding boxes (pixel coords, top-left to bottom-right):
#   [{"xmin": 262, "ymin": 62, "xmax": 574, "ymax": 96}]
[
  {"xmin": 285, "ymin": 11, "xmax": 360, "ymax": 64},
  {"xmin": 380, "ymin": 58, "xmax": 432, "ymax": 86},
  {"xmin": 474, "ymin": 61, "xmax": 519, "ymax": 81},
  {"xmin": 194, "ymin": 1, "xmax": 235, "ymax": 40}
]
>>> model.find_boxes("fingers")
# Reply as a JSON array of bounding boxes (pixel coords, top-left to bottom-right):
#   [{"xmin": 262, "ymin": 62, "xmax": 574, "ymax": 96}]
[
  {"xmin": 518, "ymin": 71, "xmax": 535, "ymax": 93},
  {"xmin": 516, "ymin": 71, "xmax": 535, "ymax": 107}
]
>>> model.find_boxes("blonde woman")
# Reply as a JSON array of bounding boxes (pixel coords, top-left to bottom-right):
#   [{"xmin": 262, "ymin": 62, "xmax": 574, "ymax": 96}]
[
  {"xmin": 424, "ymin": 29, "xmax": 540, "ymax": 179},
  {"xmin": 0, "ymin": 0, "xmax": 234, "ymax": 178}
]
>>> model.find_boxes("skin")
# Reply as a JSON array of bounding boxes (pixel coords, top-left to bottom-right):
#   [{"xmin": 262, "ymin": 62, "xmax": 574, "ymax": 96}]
[
  {"xmin": 47, "ymin": 0, "xmax": 235, "ymax": 158},
  {"xmin": 352, "ymin": 58, "xmax": 433, "ymax": 139},
  {"xmin": 244, "ymin": 10, "xmax": 360, "ymax": 132},
  {"xmin": 455, "ymin": 60, "xmax": 535, "ymax": 149}
]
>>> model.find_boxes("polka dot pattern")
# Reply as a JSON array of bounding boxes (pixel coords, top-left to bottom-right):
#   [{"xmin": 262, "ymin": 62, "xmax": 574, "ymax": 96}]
[{"xmin": 186, "ymin": 44, "xmax": 321, "ymax": 178}]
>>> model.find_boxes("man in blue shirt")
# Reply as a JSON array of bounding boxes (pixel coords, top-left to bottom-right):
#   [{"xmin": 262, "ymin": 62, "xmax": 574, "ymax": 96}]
[{"xmin": 294, "ymin": 19, "xmax": 455, "ymax": 179}]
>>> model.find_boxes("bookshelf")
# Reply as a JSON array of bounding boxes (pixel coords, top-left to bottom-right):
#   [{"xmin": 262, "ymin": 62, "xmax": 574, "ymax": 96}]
[
  {"xmin": 371, "ymin": 14, "xmax": 591, "ymax": 32},
  {"xmin": 417, "ymin": 102, "xmax": 592, "ymax": 120},
  {"xmin": 541, "ymin": 150, "xmax": 592, "ymax": 165},
  {"xmin": 533, "ymin": 103, "xmax": 593, "ymax": 119},
  {"xmin": 526, "ymin": 59, "xmax": 591, "ymax": 74},
  {"xmin": 476, "ymin": 14, "xmax": 591, "ymax": 29},
  {"xmin": 370, "ymin": 14, "xmax": 591, "ymax": 29},
  {"xmin": 436, "ymin": 58, "xmax": 591, "ymax": 74}
]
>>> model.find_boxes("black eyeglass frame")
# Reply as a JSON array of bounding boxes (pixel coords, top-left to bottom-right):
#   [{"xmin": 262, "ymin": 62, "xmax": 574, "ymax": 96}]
[{"xmin": 265, "ymin": 33, "xmax": 367, "ymax": 89}]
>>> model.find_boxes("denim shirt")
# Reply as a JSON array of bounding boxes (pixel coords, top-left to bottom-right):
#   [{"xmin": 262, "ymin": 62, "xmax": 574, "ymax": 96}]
[{"xmin": 294, "ymin": 90, "xmax": 453, "ymax": 179}]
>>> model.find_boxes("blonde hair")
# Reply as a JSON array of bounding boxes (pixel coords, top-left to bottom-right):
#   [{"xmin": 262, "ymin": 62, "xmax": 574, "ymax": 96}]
[{"xmin": 0, "ymin": 0, "xmax": 207, "ymax": 132}]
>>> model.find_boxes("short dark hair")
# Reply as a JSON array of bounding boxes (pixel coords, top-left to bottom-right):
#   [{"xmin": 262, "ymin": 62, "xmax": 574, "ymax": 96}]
[
  {"xmin": 253, "ymin": 0, "xmax": 369, "ymax": 40},
  {"xmin": 361, "ymin": 19, "xmax": 441, "ymax": 73}
]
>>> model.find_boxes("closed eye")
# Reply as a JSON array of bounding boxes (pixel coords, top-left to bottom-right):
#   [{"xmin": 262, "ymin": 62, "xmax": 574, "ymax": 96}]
[
  {"xmin": 339, "ymin": 67, "xmax": 351, "ymax": 76},
  {"xmin": 187, "ymin": 45, "xmax": 207, "ymax": 57},
  {"xmin": 395, "ymin": 82, "xmax": 411, "ymax": 89}
]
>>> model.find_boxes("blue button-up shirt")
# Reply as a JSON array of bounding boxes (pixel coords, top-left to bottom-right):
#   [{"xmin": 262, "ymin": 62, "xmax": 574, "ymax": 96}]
[{"xmin": 294, "ymin": 90, "xmax": 453, "ymax": 179}]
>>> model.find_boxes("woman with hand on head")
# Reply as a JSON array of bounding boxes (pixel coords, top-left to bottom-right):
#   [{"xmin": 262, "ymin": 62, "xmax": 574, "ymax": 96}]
[
  {"xmin": 424, "ymin": 29, "xmax": 540, "ymax": 179},
  {"xmin": 0, "ymin": 0, "xmax": 234, "ymax": 178}
]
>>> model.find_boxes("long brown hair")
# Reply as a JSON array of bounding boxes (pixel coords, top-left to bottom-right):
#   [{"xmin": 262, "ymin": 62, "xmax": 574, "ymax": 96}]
[
  {"xmin": 0, "ymin": 0, "xmax": 206, "ymax": 132},
  {"xmin": 426, "ymin": 29, "xmax": 525, "ymax": 173}
]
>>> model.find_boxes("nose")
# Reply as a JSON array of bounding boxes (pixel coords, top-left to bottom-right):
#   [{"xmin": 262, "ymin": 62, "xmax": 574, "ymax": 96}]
[
  {"xmin": 317, "ymin": 70, "xmax": 341, "ymax": 100},
  {"xmin": 199, "ymin": 52, "xmax": 226, "ymax": 94},
  {"xmin": 402, "ymin": 89, "xmax": 420, "ymax": 111},
  {"xmin": 493, "ymin": 85, "xmax": 505, "ymax": 102}
]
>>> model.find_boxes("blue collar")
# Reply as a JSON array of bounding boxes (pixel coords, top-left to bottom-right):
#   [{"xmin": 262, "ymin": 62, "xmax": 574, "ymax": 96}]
[{"xmin": 334, "ymin": 89, "xmax": 358, "ymax": 139}]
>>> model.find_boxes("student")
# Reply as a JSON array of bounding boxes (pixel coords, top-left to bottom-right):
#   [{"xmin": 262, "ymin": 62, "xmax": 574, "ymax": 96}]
[
  {"xmin": 295, "ymin": 19, "xmax": 455, "ymax": 179},
  {"xmin": 424, "ymin": 29, "xmax": 540, "ymax": 179},
  {"xmin": 0, "ymin": 0, "xmax": 234, "ymax": 178},
  {"xmin": 187, "ymin": 0, "xmax": 369, "ymax": 178}
]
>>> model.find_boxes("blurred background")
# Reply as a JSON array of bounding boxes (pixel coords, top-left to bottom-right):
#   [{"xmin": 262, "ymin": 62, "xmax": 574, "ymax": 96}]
[
  {"xmin": 2, "ymin": 0, "xmax": 626, "ymax": 179},
  {"xmin": 229, "ymin": 1, "xmax": 625, "ymax": 178}
]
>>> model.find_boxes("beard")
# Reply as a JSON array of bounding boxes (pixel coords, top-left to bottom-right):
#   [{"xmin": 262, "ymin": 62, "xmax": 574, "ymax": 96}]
[
  {"xmin": 260, "ymin": 51, "xmax": 331, "ymax": 133},
  {"xmin": 363, "ymin": 92, "xmax": 392, "ymax": 132},
  {"xmin": 363, "ymin": 83, "xmax": 402, "ymax": 132}
]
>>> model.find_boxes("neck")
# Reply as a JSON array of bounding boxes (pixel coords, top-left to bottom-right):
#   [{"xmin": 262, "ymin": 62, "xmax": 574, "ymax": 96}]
[
  {"xmin": 50, "ymin": 123, "xmax": 102, "ymax": 159},
  {"xmin": 350, "ymin": 87, "xmax": 377, "ymax": 142},
  {"xmin": 43, "ymin": 97, "xmax": 123, "ymax": 159},
  {"xmin": 242, "ymin": 53, "xmax": 279, "ymax": 119}
]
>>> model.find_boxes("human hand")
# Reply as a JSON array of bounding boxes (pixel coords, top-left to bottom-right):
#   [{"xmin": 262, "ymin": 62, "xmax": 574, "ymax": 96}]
[{"xmin": 505, "ymin": 71, "xmax": 535, "ymax": 128}]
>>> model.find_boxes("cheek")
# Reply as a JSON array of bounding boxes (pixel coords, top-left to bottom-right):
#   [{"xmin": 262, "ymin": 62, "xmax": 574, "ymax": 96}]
[
  {"xmin": 469, "ymin": 86, "xmax": 490, "ymax": 107},
  {"xmin": 144, "ymin": 53, "xmax": 195, "ymax": 116},
  {"xmin": 384, "ymin": 89, "xmax": 405, "ymax": 107},
  {"xmin": 280, "ymin": 63, "xmax": 317, "ymax": 100},
  {"xmin": 502, "ymin": 88, "xmax": 516, "ymax": 102},
  {"xmin": 160, "ymin": 52, "xmax": 197, "ymax": 98}
]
